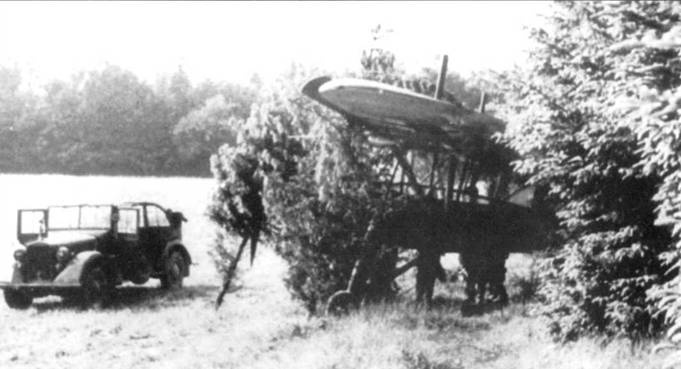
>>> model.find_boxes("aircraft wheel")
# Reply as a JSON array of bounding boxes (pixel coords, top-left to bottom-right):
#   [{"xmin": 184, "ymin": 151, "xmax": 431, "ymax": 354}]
[{"xmin": 326, "ymin": 290, "xmax": 355, "ymax": 316}]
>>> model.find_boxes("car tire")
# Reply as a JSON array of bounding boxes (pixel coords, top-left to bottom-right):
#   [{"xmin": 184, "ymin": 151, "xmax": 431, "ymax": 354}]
[
  {"xmin": 130, "ymin": 257, "xmax": 152, "ymax": 285},
  {"xmin": 4, "ymin": 290, "xmax": 32, "ymax": 309},
  {"xmin": 161, "ymin": 251, "xmax": 186, "ymax": 289},
  {"xmin": 60, "ymin": 293, "xmax": 82, "ymax": 308},
  {"xmin": 81, "ymin": 264, "xmax": 112, "ymax": 309}
]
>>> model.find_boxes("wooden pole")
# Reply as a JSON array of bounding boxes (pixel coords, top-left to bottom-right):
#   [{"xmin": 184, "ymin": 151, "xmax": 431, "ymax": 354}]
[
  {"xmin": 437, "ymin": 168, "xmax": 446, "ymax": 199},
  {"xmin": 409, "ymin": 151, "xmax": 416, "ymax": 195},
  {"xmin": 392, "ymin": 257, "xmax": 419, "ymax": 279},
  {"xmin": 388, "ymin": 160, "xmax": 399, "ymax": 190},
  {"xmin": 428, "ymin": 152, "xmax": 439, "ymax": 196},
  {"xmin": 444, "ymin": 156, "xmax": 457, "ymax": 211},
  {"xmin": 395, "ymin": 149, "xmax": 424, "ymax": 197},
  {"xmin": 456, "ymin": 159, "xmax": 470, "ymax": 202},
  {"xmin": 434, "ymin": 55, "xmax": 448, "ymax": 100},
  {"xmin": 399, "ymin": 168, "xmax": 405, "ymax": 195},
  {"xmin": 435, "ymin": 54, "xmax": 451, "ymax": 209},
  {"xmin": 478, "ymin": 91, "xmax": 487, "ymax": 113},
  {"xmin": 215, "ymin": 236, "xmax": 249, "ymax": 309}
]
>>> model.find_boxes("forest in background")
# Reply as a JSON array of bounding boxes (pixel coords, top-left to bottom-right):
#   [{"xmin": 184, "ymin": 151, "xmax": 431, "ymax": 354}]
[
  {"xmin": 0, "ymin": 60, "xmax": 480, "ymax": 177},
  {"xmin": 0, "ymin": 65, "xmax": 259, "ymax": 176}
]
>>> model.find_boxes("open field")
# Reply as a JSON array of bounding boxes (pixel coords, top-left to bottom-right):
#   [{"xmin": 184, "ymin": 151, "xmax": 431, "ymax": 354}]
[
  {"xmin": 0, "ymin": 174, "xmax": 306, "ymax": 369},
  {"xmin": 0, "ymin": 175, "xmax": 670, "ymax": 368}
]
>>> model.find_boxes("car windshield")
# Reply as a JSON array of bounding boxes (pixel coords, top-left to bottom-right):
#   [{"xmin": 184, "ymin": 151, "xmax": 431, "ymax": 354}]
[{"xmin": 48, "ymin": 205, "xmax": 111, "ymax": 230}]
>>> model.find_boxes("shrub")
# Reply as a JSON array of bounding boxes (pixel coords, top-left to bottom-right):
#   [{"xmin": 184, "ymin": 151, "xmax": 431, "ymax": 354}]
[
  {"xmin": 207, "ymin": 65, "xmax": 396, "ymax": 313},
  {"xmin": 500, "ymin": 1, "xmax": 675, "ymax": 340}
]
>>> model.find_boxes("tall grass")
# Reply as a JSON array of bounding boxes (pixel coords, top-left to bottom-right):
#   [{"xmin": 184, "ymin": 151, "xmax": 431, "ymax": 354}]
[
  {"xmin": 0, "ymin": 175, "xmax": 669, "ymax": 368},
  {"xmin": 253, "ymin": 301, "xmax": 665, "ymax": 369}
]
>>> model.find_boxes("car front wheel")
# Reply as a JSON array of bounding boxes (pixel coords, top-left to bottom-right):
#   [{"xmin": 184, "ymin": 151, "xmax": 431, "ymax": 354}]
[
  {"xmin": 81, "ymin": 264, "xmax": 112, "ymax": 309},
  {"xmin": 4, "ymin": 290, "xmax": 32, "ymax": 309},
  {"xmin": 161, "ymin": 251, "xmax": 186, "ymax": 289}
]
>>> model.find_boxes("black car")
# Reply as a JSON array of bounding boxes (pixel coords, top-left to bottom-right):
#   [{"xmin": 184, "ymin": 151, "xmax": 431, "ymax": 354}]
[{"xmin": 0, "ymin": 202, "xmax": 191, "ymax": 309}]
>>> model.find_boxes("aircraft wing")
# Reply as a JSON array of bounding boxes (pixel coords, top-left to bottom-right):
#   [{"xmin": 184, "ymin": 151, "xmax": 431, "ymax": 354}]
[{"xmin": 302, "ymin": 76, "xmax": 506, "ymax": 153}]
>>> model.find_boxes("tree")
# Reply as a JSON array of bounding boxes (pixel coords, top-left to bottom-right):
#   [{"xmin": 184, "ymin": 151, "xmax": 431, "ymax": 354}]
[
  {"xmin": 0, "ymin": 62, "xmax": 260, "ymax": 176},
  {"xmin": 208, "ymin": 63, "xmax": 379, "ymax": 313},
  {"xmin": 155, "ymin": 68, "xmax": 258, "ymax": 175},
  {"xmin": 499, "ymin": 1, "xmax": 676, "ymax": 341},
  {"xmin": 0, "ymin": 66, "xmax": 38, "ymax": 171},
  {"xmin": 592, "ymin": 1, "xmax": 681, "ymax": 348},
  {"xmin": 174, "ymin": 95, "xmax": 242, "ymax": 174},
  {"xmin": 70, "ymin": 65, "xmax": 167, "ymax": 174}
]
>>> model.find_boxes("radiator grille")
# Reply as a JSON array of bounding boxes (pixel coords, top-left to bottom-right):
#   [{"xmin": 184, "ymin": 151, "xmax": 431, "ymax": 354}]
[{"xmin": 23, "ymin": 244, "xmax": 57, "ymax": 281}]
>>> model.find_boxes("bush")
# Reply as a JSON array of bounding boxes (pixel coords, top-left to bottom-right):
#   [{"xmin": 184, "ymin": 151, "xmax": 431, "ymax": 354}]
[
  {"xmin": 207, "ymin": 65, "xmax": 393, "ymax": 313},
  {"xmin": 500, "ymin": 1, "xmax": 676, "ymax": 341}
]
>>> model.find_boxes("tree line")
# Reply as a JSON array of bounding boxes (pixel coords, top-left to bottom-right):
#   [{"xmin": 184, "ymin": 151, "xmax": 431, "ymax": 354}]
[{"xmin": 0, "ymin": 65, "xmax": 258, "ymax": 176}]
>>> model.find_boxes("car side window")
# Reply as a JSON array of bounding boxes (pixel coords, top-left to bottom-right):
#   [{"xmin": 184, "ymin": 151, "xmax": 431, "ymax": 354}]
[
  {"xmin": 118, "ymin": 209, "xmax": 139, "ymax": 235},
  {"xmin": 147, "ymin": 206, "xmax": 170, "ymax": 227},
  {"xmin": 20, "ymin": 210, "xmax": 46, "ymax": 235},
  {"xmin": 132, "ymin": 205, "xmax": 145, "ymax": 227}
]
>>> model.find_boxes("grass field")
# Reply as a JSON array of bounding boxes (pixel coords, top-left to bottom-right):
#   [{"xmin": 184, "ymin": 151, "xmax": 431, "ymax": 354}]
[{"xmin": 0, "ymin": 174, "xmax": 670, "ymax": 369}]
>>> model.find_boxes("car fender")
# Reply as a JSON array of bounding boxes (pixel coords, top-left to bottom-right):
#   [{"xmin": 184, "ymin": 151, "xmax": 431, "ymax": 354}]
[
  {"xmin": 163, "ymin": 241, "xmax": 191, "ymax": 276},
  {"xmin": 53, "ymin": 251, "xmax": 107, "ymax": 286}
]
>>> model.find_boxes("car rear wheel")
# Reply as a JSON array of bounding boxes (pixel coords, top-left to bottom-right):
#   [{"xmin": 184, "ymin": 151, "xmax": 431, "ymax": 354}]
[
  {"xmin": 4, "ymin": 290, "xmax": 32, "ymax": 309},
  {"xmin": 81, "ymin": 264, "xmax": 112, "ymax": 309},
  {"xmin": 161, "ymin": 251, "xmax": 186, "ymax": 289}
]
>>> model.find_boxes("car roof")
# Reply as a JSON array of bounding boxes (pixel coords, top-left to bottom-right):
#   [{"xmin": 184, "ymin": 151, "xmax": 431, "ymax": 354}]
[
  {"xmin": 45, "ymin": 203, "xmax": 168, "ymax": 211},
  {"xmin": 47, "ymin": 204, "xmax": 114, "ymax": 208},
  {"xmin": 118, "ymin": 202, "xmax": 168, "ymax": 211}
]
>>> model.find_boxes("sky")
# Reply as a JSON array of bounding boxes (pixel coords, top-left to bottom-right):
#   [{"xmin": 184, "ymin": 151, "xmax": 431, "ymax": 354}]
[{"xmin": 0, "ymin": 1, "xmax": 553, "ymax": 89}]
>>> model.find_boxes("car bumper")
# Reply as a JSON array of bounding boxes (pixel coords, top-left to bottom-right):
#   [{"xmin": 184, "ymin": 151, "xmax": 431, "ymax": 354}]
[{"xmin": 0, "ymin": 281, "xmax": 81, "ymax": 295}]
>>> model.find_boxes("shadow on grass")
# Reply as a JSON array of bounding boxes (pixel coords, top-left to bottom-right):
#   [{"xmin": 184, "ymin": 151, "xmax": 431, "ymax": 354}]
[
  {"xmin": 110, "ymin": 283, "xmax": 219, "ymax": 309},
  {"xmin": 373, "ymin": 294, "xmax": 509, "ymax": 316},
  {"xmin": 430, "ymin": 295, "xmax": 466, "ymax": 310},
  {"xmin": 31, "ymin": 284, "xmax": 220, "ymax": 312},
  {"xmin": 367, "ymin": 297, "xmax": 495, "ymax": 334}
]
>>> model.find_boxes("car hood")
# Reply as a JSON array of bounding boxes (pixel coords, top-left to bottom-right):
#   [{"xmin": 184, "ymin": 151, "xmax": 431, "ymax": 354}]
[{"xmin": 28, "ymin": 230, "xmax": 108, "ymax": 247}]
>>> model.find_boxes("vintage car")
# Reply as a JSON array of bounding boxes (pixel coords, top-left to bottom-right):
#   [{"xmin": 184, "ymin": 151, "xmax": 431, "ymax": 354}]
[{"xmin": 0, "ymin": 202, "xmax": 191, "ymax": 309}]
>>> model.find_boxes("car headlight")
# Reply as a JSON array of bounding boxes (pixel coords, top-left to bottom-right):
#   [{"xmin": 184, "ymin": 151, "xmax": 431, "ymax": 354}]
[
  {"xmin": 13, "ymin": 249, "xmax": 26, "ymax": 263},
  {"xmin": 56, "ymin": 247, "xmax": 71, "ymax": 262}
]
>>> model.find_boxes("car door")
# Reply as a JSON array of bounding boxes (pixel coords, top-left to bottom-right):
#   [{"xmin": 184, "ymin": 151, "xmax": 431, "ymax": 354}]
[
  {"xmin": 114, "ymin": 207, "xmax": 145, "ymax": 279},
  {"xmin": 138, "ymin": 204, "xmax": 173, "ymax": 271}
]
